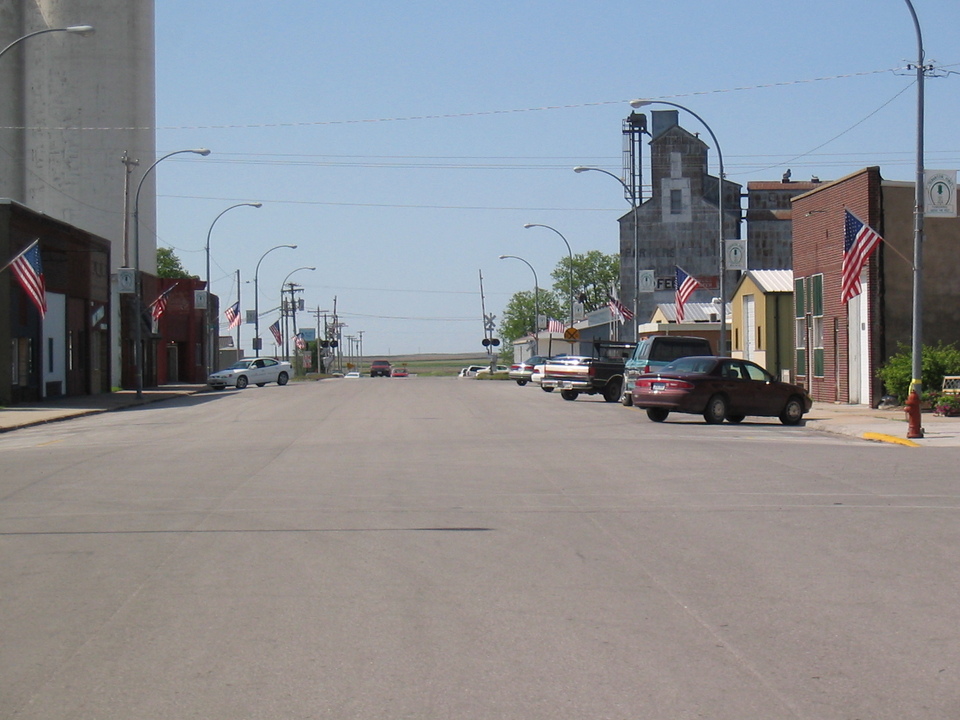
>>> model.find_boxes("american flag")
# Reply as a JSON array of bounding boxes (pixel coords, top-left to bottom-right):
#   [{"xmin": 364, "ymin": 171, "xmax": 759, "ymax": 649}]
[
  {"xmin": 675, "ymin": 266, "xmax": 701, "ymax": 323},
  {"xmin": 6, "ymin": 239, "xmax": 46, "ymax": 317},
  {"xmin": 269, "ymin": 320, "xmax": 282, "ymax": 346},
  {"xmin": 607, "ymin": 296, "xmax": 634, "ymax": 324},
  {"xmin": 842, "ymin": 210, "xmax": 883, "ymax": 303},
  {"xmin": 547, "ymin": 319, "xmax": 566, "ymax": 333},
  {"xmin": 293, "ymin": 332, "xmax": 307, "ymax": 351},
  {"xmin": 225, "ymin": 301, "xmax": 241, "ymax": 328},
  {"xmin": 149, "ymin": 284, "xmax": 177, "ymax": 321}
]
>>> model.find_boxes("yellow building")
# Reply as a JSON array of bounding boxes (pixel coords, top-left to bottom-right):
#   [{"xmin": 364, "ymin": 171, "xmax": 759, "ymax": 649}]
[{"xmin": 729, "ymin": 270, "xmax": 794, "ymax": 381}]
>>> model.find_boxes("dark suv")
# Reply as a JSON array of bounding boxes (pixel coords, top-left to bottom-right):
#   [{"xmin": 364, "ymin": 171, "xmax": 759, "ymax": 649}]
[
  {"xmin": 622, "ymin": 335, "xmax": 712, "ymax": 406},
  {"xmin": 370, "ymin": 359, "xmax": 392, "ymax": 377}
]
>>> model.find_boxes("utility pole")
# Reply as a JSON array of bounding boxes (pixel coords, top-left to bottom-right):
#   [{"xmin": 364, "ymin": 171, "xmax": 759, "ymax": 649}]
[
  {"xmin": 120, "ymin": 152, "xmax": 140, "ymax": 268},
  {"xmin": 357, "ymin": 330, "xmax": 364, "ymax": 375}
]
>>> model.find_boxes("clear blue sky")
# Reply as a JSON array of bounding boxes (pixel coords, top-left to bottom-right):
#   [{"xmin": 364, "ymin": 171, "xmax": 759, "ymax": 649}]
[{"xmin": 153, "ymin": 1, "xmax": 958, "ymax": 357}]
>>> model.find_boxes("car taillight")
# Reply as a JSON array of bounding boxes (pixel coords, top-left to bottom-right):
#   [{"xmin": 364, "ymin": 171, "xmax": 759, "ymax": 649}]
[
  {"xmin": 643, "ymin": 364, "xmax": 651, "ymax": 373},
  {"xmin": 636, "ymin": 378, "xmax": 694, "ymax": 390}
]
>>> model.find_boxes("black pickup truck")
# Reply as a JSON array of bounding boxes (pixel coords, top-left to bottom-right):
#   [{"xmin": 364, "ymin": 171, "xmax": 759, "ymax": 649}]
[{"xmin": 540, "ymin": 341, "xmax": 636, "ymax": 402}]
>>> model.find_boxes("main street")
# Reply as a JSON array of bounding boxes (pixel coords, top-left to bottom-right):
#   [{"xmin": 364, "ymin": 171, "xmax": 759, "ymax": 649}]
[{"xmin": 2, "ymin": 377, "xmax": 959, "ymax": 719}]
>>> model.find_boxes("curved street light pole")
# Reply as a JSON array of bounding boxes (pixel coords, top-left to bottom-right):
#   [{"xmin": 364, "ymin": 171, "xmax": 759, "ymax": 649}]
[
  {"xmin": 0, "ymin": 25, "xmax": 95, "ymax": 59},
  {"xmin": 499, "ymin": 254, "xmax": 539, "ymax": 356},
  {"xmin": 253, "ymin": 244, "xmax": 297, "ymax": 357},
  {"xmin": 904, "ymin": 0, "xmax": 925, "ymax": 434},
  {"xmin": 204, "ymin": 202, "xmax": 262, "ymax": 376},
  {"xmin": 523, "ymin": 223, "xmax": 574, "ymax": 331},
  {"xmin": 132, "ymin": 148, "xmax": 210, "ymax": 398},
  {"xmin": 574, "ymin": 165, "xmax": 639, "ymax": 339},
  {"xmin": 279, "ymin": 266, "xmax": 316, "ymax": 361},
  {"xmin": 630, "ymin": 99, "xmax": 727, "ymax": 356}
]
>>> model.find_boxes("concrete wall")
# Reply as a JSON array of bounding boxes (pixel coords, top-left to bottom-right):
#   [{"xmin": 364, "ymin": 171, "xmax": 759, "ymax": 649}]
[{"xmin": 13, "ymin": 0, "xmax": 156, "ymax": 273}]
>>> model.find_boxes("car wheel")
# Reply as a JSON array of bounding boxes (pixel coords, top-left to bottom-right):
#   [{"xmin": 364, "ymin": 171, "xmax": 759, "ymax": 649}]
[
  {"xmin": 236, "ymin": 376, "xmax": 248, "ymax": 389},
  {"xmin": 541, "ymin": 386, "xmax": 554, "ymax": 393},
  {"xmin": 621, "ymin": 391, "xmax": 633, "ymax": 407},
  {"xmin": 602, "ymin": 378, "xmax": 622, "ymax": 403},
  {"xmin": 780, "ymin": 396, "xmax": 805, "ymax": 425},
  {"xmin": 726, "ymin": 414, "xmax": 745, "ymax": 424},
  {"xmin": 516, "ymin": 379, "xmax": 528, "ymax": 386},
  {"xmin": 277, "ymin": 372, "xmax": 289, "ymax": 386},
  {"xmin": 646, "ymin": 407, "xmax": 669, "ymax": 422},
  {"xmin": 560, "ymin": 389, "xmax": 579, "ymax": 401},
  {"xmin": 703, "ymin": 394, "xmax": 727, "ymax": 424}
]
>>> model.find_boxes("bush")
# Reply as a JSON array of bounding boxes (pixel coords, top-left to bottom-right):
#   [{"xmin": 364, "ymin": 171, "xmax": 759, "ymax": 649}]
[{"xmin": 877, "ymin": 342, "xmax": 960, "ymax": 402}]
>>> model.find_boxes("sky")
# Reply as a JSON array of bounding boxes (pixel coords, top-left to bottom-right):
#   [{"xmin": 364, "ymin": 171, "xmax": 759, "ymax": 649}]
[{"xmin": 153, "ymin": 1, "xmax": 959, "ymax": 357}]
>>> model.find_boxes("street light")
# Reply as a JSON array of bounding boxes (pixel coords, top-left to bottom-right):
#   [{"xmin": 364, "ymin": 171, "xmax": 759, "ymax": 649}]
[
  {"xmin": 573, "ymin": 165, "xmax": 639, "ymax": 339},
  {"xmin": 523, "ymin": 223, "xmax": 574, "ymax": 331},
  {"xmin": 629, "ymin": 98, "xmax": 728, "ymax": 356},
  {"xmin": 279, "ymin": 266, "xmax": 316, "ymax": 361},
  {"xmin": 253, "ymin": 244, "xmax": 297, "ymax": 357},
  {"xmin": 132, "ymin": 148, "xmax": 211, "ymax": 398},
  {"xmin": 204, "ymin": 202, "xmax": 262, "ymax": 376},
  {"xmin": 499, "ymin": 254, "xmax": 539, "ymax": 355},
  {"xmin": 0, "ymin": 25, "xmax": 95, "ymax": 59},
  {"xmin": 904, "ymin": 0, "xmax": 926, "ymax": 437}
]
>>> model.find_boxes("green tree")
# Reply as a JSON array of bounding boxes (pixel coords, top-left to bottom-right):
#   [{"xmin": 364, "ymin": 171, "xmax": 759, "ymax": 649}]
[
  {"xmin": 156, "ymin": 247, "xmax": 197, "ymax": 279},
  {"xmin": 498, "ymin": 288, "xmax": 563, "ymax": 344},
  {"xmin": 498, "ymin": 250, "xmax": 619, "ymax": 346},
  {"xmin": 550, "ymin": 251, "xmax": 620, "ymax": 314}
]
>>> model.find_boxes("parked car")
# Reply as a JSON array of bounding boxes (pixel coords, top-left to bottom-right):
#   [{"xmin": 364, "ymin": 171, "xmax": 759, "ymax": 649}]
[
  {"xmin": 631, "ymin": 356, "xmax": 812, "ymax": 425},
  {"xmin": 370, "ymin": 359, "xmax": 392, "ymax": 377},
  {"xmin": 392, "ymin": 366, "xmax": 409, "ymax": 377},
  {"xmin": 622, "ymin": 335, "xmax": 713, "ymax": 406},
  {"xmin": 508, "ymin": 356, "xmax": 548, "ymax": 385},
  {"xmin": 532, "ymin": 355, "xmax": 567, "ymax": 392},
  {"xmin": 344, "ymin": 371, "xmax": 361, "ymax": 379},
  {"xmin": 207, "ymin": 357, "xmax": 292, "ymax": 390},
  {"xmin": 476, "ymin": 365, "xmax": 508, "ymax": 378},
  {"xmin": 540, "ymin": 342, "xmax": 634, "ymax": 402},
  {"xmin": 458, "ymin": 365, "xmax": 486, "ymax": 378}
]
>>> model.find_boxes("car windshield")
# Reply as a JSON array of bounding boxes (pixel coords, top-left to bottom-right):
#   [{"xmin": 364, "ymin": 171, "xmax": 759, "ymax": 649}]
[
  {"xmin": 662, "ymin": 357, "xmax": 716, "ymax": 374},
  {"xmin": 227, "ymin": 361, "xmax": 253, "ymax": 370}
]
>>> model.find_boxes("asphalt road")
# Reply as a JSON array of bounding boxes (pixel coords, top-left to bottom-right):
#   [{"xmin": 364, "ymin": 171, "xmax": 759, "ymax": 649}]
[{"xmin": 2, "ymin": 377, "xmax": 959, "ymax": 719}]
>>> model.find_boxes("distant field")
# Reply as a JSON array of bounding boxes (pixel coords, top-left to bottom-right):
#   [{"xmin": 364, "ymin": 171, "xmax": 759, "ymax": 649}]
[
  {"xmin": 307, "ymin": 353, "xmax": 500, "ymax": 378},
  {"xmin": 386, "ymin": 353, "xmax": 494, "ymax": 377}
]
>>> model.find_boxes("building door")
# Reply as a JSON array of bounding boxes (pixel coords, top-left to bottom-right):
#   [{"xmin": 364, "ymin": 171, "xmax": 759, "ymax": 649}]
[
  {"xmin": 743, "ymin": 294, "xmax": 756, "ymax": 361},
  {"xmin": 847, "ymin": 275, "xmax": 870, "ymax": 404},
  {"xmin": 166, "ymin": 344, "xmax": 179, "ymax": 383}
]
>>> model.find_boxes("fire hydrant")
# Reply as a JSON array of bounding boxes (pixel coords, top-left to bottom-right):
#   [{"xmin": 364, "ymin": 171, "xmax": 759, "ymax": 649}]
[{"xmin": 905, "ymin": 389, "xmax": 924, "ymax": 439}]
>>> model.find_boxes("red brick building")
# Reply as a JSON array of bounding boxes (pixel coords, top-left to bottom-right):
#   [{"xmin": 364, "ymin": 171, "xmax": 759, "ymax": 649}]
[{"xmin": 792, "ymin": 167, "xmax": 960, "ymax": 406}]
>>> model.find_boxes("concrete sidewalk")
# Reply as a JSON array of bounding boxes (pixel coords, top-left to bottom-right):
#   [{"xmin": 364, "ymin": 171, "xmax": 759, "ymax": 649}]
[
  {"xmin": 1, "ymin": 384, "xmax": 958, "ymax": 446},
  {"xmin": 0, "ymin": 384, "xmax": 208, "ymax": 433}
]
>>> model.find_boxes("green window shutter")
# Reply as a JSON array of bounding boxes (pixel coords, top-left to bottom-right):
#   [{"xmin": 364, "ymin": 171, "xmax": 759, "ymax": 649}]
[
  {"xmin": 794, "ymin": 278, "xmax": 805, "ymax": 318},
  {"xmin": 814, "ymin": 348, "xmax": 824, "ymax": 377},
  {"xmin": 796, "ymin": 349, "xmax": 806, "ymax": 376},
  {"xmin": 812, "ymin": 274, "xmax": 823, "ymax": 317}
]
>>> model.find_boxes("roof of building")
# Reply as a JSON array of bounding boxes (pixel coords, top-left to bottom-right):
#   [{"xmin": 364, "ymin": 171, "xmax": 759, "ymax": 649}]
[
  {"xmin": 748, "ymin": 181, "xmax": 823, "ymax": 191},
  {"xmin": 744, "ymin": 269, "xmax": 794, "ymax": 294},
  {"xmin": 654, "ymin": 302, "xmax": 730, "ymax": 323}
]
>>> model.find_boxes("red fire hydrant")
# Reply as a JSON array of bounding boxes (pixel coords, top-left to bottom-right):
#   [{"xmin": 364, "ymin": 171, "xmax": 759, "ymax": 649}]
[{"xmin": 905, "ymin": 389, "xmax": 924, "ymax": 439}]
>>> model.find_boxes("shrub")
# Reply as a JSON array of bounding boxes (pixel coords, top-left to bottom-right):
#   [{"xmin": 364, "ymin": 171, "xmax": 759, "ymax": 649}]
[{"xmin": 877, "ymin": 342, "xmax": 960, "ymax": 402}]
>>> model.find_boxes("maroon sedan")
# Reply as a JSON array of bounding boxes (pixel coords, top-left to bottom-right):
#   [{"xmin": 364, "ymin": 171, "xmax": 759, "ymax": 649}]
[{"xmin": 631, "ymin": 356, "xmax": 812, "ymax": 425}]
